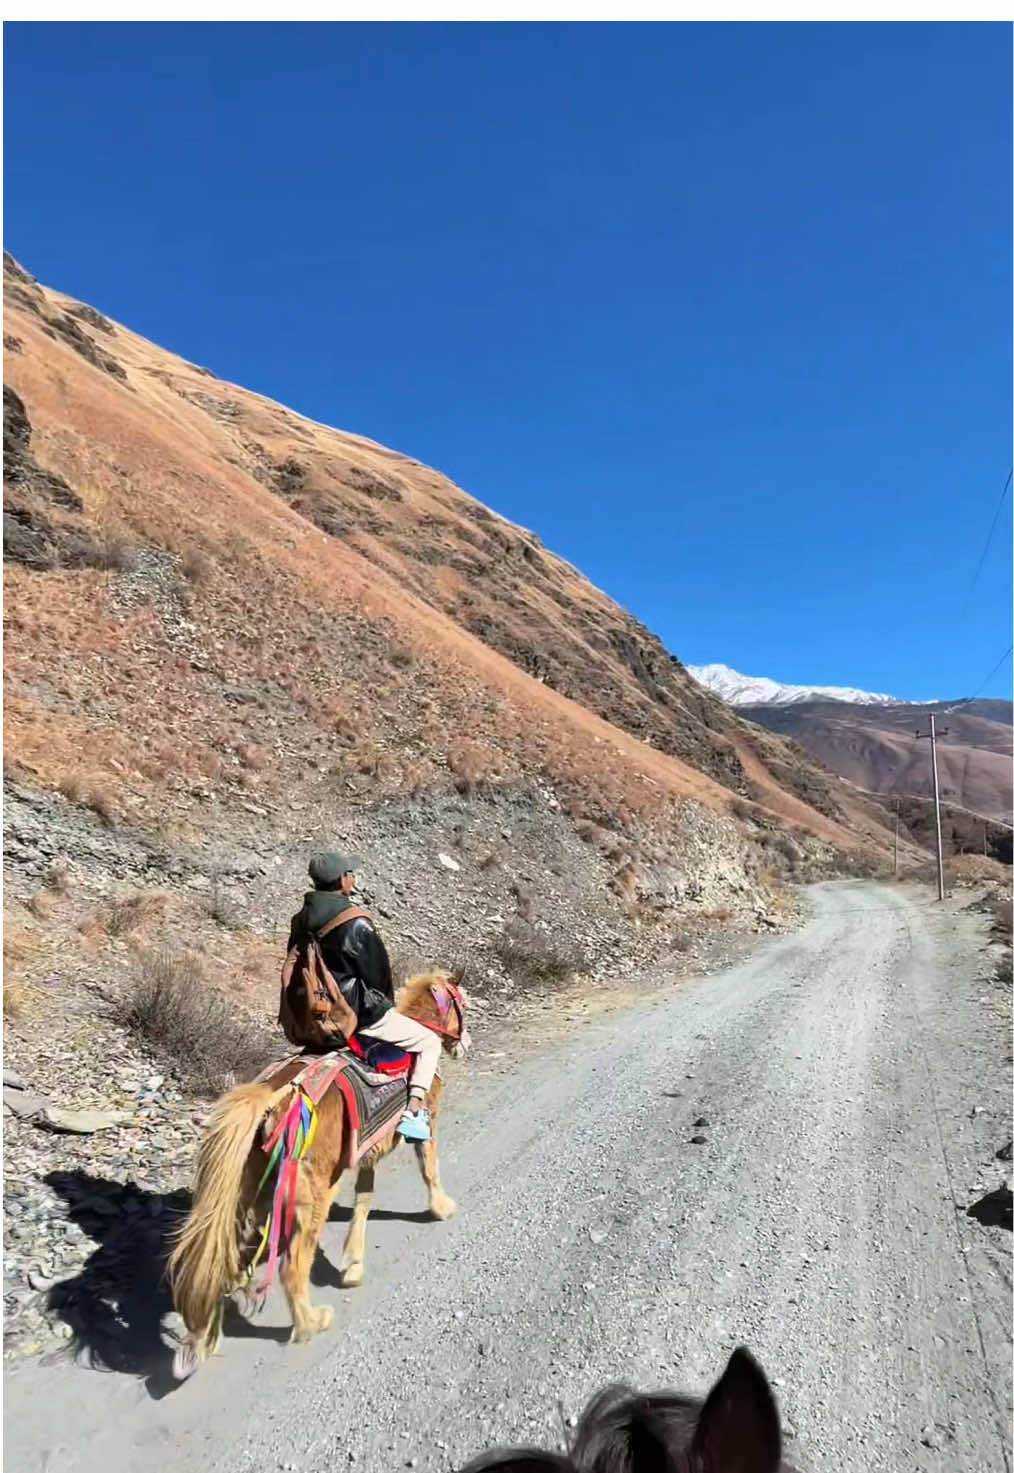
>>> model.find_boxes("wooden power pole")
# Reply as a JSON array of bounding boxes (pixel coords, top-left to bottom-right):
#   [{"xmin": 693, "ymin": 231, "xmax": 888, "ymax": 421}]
[{"xmin": 915, "ymin": 713, "xmax": 949, "ymax": 901}]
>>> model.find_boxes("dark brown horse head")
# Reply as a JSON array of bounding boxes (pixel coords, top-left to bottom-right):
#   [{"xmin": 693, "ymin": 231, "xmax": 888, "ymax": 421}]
[
  {"xmin": 457, "ymin": 1348, "xmax": 790, "ymax": 1473},
  {"xmin": 397, "ymin": 970, "xmax": 471, "ymax": 1058}
]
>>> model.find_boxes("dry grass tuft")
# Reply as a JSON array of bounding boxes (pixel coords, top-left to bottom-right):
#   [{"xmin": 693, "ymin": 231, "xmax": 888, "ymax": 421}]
[
  {"xmin": 3, "ymin": 975, "xmax": 33, "ymax": 1020},
  {"xmin": 181, "ymin": 547, "xmax": 214, "ymax": 584},
  {"xmin": 106, "ymin": 891, "xmax": 170, "ymax": 938},
  {"xmin": 3, "ymin": 914, "xmax": 50, "ymax": 1017},
  {"xmin": 125, "ymin": 948, "xmax": 272, "ymax": 1094},
  {"xmin": 446, "ymin": 739, "xmax": 497, "ymax": 796},
  {"xmin": 58, "ymin": 771, "xmax": 119, "ymax": 825},
  {"xmin": 492, "ymin": 922, "xmax": 586, "ymax": 988}
]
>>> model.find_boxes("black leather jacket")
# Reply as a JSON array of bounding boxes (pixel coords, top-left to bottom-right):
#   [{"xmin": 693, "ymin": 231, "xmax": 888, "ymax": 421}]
[{"xmin": 287, "ymin": 891, "xmax": 394, "ymax": 1031}]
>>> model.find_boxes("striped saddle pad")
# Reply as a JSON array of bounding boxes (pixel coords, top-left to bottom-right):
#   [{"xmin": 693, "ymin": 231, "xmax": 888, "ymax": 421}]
[{"xmin": 257, "ymin": 1051, "xmax": 409, "ymax": 1169}]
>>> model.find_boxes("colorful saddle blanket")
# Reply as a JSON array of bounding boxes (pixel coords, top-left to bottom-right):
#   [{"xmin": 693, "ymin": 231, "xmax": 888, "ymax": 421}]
[{"xmin": 256, "ymin": 1049, "xmax": 409, "ymax": 1169}]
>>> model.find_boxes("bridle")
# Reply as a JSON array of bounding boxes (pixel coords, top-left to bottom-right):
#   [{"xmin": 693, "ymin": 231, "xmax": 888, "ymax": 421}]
[{"xmin": 423, "ymin": 977, "xmax": 469, "ymax": 1047}]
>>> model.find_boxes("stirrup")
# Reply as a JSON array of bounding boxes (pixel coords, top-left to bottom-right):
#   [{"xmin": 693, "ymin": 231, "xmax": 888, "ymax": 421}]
[{"xmin": 397, "ymin": 1107, "xmax": 431, "ymax": 1142}]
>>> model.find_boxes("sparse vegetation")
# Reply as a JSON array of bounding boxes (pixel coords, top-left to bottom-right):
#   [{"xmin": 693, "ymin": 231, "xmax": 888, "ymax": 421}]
[
  {"xmin": 126, "ymin": 948, "xmax": 271, "ymax": 1094},
  {"xmin": 493, "ymin": 921, "xmax": 586, "ymax": 988},
  {"xmin": 181, "ymin": 547, "xmax": 213, "ymax": 583},
  {"xmin": 57, "ymin": 771, "xmax": 118, "ymax": 824},
  {"xmin": 447, "ymin": 739, "xmax": 495, "ymax": 796},
  {"xmin": 105, "ymin": 891, "xmax": 169, "ymax": 938},
  {"xmin": 3, "ymin": 975, "xmax": 32, "ymax": 1020}
]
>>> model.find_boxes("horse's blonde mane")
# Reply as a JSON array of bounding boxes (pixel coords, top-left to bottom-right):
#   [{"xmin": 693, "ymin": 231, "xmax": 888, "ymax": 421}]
[{"xmin": 396, "ymin": 969, "xmax": 453, "ymax": 1011}]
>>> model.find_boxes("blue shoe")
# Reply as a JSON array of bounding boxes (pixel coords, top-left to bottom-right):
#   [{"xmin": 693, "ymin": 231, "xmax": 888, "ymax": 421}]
[{"xmin": 397, "ymin": 1108, "xmax": 431, "ymax": 1142}]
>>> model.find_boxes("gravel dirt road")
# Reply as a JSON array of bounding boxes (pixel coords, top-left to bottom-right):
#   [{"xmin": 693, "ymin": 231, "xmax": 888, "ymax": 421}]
[{"xmin": 5, "ymin": 881, "xmax": 1011, "ymax": 1473}]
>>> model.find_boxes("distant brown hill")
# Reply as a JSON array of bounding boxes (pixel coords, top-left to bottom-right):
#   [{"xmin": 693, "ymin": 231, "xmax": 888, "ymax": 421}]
[{"xmin": 740, "ymin": 700, "xmax": 1013, "ymax": 823}]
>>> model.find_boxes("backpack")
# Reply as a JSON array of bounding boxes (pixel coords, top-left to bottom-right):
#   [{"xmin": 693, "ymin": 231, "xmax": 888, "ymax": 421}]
[{"xmin": 278, "ymin": 907, "xmax": 371, "ymax": 1051}]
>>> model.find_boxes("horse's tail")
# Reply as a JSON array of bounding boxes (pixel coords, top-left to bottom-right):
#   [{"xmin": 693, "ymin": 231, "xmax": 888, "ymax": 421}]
[{"xmin": 168, "ymin": 1078, "xmax": 288, "ymax": 1372}]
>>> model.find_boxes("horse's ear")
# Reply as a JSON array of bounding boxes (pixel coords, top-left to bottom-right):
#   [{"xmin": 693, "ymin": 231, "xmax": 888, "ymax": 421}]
[{"xmin": 689, "ymin": 1347, "xmax": 781, "ymax": 1473}]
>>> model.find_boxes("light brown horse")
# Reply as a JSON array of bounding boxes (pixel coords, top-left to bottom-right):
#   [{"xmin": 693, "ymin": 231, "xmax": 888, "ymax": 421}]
[{"xmin": 168, "ymin": 972, "xmax": 469, "ymax": 1377}]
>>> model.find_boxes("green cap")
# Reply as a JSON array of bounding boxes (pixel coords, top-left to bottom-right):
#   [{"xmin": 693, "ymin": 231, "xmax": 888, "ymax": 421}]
[{"xmin": 308, "ymin": 851, "xmax": 360, "ymax": 887}]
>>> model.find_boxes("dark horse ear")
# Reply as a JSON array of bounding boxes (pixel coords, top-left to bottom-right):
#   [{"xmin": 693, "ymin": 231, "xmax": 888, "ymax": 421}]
[{"xmin": 689, "ymin": 1348, "xmax": 781, "ymax": 1473}]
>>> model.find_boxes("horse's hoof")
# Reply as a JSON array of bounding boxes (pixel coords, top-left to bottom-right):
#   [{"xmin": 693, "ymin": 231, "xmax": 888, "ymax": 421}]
[
  {"xmin": 315, "ymin": 1305, "xmax": 334, "ymax": 1334},
  {"xmin": 340, "ymin": 1262, "xmax": 364, "ymax": 1288},
  {"xmin": 430, "ymin": 1194, "xmax": 457, "ymax": 1221},
  {"xmin": 171, "ymin": 1341, "xmax": 203, "ymax": 1381},
  {"xmin": 290, "ymin": 1314, "xmax": 324, "ymax": 1345}
]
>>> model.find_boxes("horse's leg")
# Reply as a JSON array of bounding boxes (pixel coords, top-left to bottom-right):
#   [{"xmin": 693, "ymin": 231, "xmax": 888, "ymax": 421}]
[
  {"xmin": 415, "ymin": 1088, "xmax": 456, "ymax": 1220},
  {"xmin": 339, "ymin": 1164, "xmax": 375, "ymax": 1288},
  {"xmin": 281, "ymin": 1169, "xmax": 335, "ymax": 1344}
]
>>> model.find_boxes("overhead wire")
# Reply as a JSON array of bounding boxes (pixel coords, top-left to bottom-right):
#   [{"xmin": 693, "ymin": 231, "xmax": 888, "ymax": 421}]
[{"xmin": 960, "ymin": 466, "xmax": 1011, "ymax": 616}]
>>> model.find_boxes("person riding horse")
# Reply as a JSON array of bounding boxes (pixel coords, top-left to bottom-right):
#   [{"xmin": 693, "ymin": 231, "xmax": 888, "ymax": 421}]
[{"xmin": 287, "ymin": 850, "xmax": 439, "ymax": 1142}]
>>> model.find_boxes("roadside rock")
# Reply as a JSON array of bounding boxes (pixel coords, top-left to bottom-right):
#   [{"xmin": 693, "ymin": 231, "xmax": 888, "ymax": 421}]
[{"xmin": 37, "ymin": 1107, "xmax": 129, "ymax": 1135}]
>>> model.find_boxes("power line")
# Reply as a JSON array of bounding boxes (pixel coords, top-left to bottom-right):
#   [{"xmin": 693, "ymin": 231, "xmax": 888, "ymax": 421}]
[
  {"xmin": 942, "ymin": 643, "xmax": 1014, "ymax": 714},
  {"xmin": 961, "ymin": 466, "xmax": 1012, "ymax": 615},
  {"xmin": 854, "ymin": 784, "xmax": 1014, "ymax": 834}
]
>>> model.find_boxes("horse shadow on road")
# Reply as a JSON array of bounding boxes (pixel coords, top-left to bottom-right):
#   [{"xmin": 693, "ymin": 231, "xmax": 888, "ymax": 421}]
[
  {"xmin": 40, "ymin": 1173, "xmax": 435, "ymax": 1395},
  {"xmin": 41, "ymin": 1171, "xmax": 289, "ymax": 1401}
]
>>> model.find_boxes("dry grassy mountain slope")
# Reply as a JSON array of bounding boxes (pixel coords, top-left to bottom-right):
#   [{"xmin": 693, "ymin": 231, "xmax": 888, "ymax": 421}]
[
  {"xmin": 741, "ymin": 700, "xmax": 1013, "ymax": 823},
  {"xmin": 2, "ymin": 252, "xmax": 894, "ymax": 846},
  {"xmin": 3, "ymin": 252, "xmax": 899, "ymax": 1046}
]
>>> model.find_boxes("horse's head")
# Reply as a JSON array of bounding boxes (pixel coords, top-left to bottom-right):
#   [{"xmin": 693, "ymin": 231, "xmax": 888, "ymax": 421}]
[
  {"xmin": 457, "ymin": 1347, "xmax": 789, "ymax": 1472},
  {"xmin": 397, "ymin": 971, "xmax": 471, "ymax": 1058}
]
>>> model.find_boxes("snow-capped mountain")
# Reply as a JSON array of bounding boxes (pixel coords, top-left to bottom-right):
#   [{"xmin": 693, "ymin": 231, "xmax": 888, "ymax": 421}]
[{"xmin": 687, "ymin": 662, "xmax": 907, "ymax": 708}]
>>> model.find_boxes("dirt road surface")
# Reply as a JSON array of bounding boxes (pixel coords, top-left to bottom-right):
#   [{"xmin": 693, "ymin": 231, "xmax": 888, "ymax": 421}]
[{"xmin": 6, "ymin": 882, "xmax": 1011, "ymax": 1473}]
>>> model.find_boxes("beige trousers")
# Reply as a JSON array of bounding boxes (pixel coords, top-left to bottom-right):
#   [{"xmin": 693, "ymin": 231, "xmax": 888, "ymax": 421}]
[{"xmin": 357, "ymin": 1008, "xmax": 442, "ymax": 1097}]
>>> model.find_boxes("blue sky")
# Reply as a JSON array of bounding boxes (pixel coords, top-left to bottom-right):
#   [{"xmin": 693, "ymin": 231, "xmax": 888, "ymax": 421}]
[{"xmin": 5, "ymin": 23, "xmax": 1011, "ymax": 701}]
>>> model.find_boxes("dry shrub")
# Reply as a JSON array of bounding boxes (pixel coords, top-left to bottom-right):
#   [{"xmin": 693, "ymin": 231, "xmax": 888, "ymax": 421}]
[
  {"xmin": 181, "ymin": 547, "xmax": 213, "ymax": 584},
  {"xmin": 58, "ymin": 771, "xmax": 118, "ymax": 825},
  {"xmin": 388, "ymin": 644, "xmax": 414, "ymax": 670},
  {"xmin": 700, "ymin": 906, "xmax": 733, "ymax": 924},
  {"xmin": 399, "ymin": 760, "xmax": 432, "ymax": 798},
  {"xmin": 64, "ymin": 526, "xmax": 137, "ymax": 572},
  {"xmin": 322, "ymin": 698, "xmax": 357, "ymax": 745},
  {"xmin": 27, "ymin": 890, "xmax": 60, "ymax": 922},
  {"xmin": 731, "ymin": 799, "xmax": 757, "ymax": 823},
  {"xmin": 670, "ymin": 932, "xmax": 692, "ymax": 954},
  {"xmin": 478, "ymin": 848, "xmax": 502, "ymax": 872},
  {"xmin": 3, "ymin": 917, "xmax": 48, "ymax": 1016},
  {"xmin": 88, "ymin": 786, "xmax": 118, "ymax": 826},
  {"xmin": 511, "ymin": 881, "xmax": 536, "ymax": 923},
  {"xmin": 126, "ymin": 948, "xmax": 271, "ymax": 1094},
  {"xmin": 611, "ymin": 862, "xmax": 638, "ymax": 901},
  {"xmin": 104, "ymin": 891, "xmax": 170, "ymax": 938},
  {"xmin": 493, "ymin": 922, "xmax": 585, "ymax": 989},
  {"xmin": 197, "ymin": 749, "xmax": 223, "ymax": 780},
  {"xmin": 575, "ymin": 820, "xmax": 600, "ymax": 844},
  {"xmin": 3, "ymin": 975, "xmax": 33, "ymax": 1020},
  {"xmin": 238, "ymin": 744, "xmax": 268, "ymax": 771},
  {"xmin": 984, "ymin": 891, "xmax": 1013, "ymax": 948},
  {"xmin": 45, "ymin": 860, "xmax": 70, "ymax": 893},
  {"xmin": 58, "ymin": 771, "xmax": 87, "ymax": 804},
  {"xmin": 447, "ymin": 739, "xmax": 496, "ymax": 796}
]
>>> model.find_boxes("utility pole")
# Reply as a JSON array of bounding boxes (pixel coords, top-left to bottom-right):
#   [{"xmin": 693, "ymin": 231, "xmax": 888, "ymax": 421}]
[
  {"xmin": 894, "ymin": 797, "xmax": 900, "ymax": 879},
  {"xmin": 915, "ymin": 713, "xmax": 949, "ymax": 901}
]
